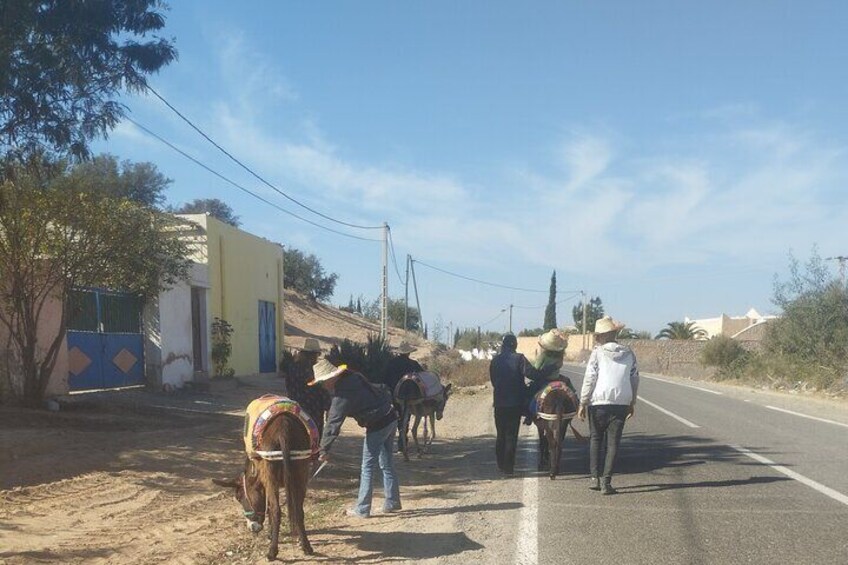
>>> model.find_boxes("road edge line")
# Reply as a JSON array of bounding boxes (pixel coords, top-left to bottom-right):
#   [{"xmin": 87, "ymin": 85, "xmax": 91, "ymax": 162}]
[
  {"xmin": 764, "ymin": 405, "xmax": 848, "ymax": 429},
  {"xmin": 729, "ymin": 444, "xmax": 848, "ymax": 507}
]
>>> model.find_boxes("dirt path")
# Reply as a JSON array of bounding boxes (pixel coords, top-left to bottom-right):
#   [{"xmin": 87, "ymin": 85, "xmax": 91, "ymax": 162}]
[{"xmin": 1, "ymin": 380, "xmax": 530, "ymax": 564}]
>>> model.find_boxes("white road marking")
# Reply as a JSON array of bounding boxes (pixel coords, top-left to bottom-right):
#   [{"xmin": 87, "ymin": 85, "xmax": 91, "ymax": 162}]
[
  {"xmin": 515, "ymin": 427, "xmax": 538, "ymax": 565},
  {"xmin": 641, "ymin": 374, "xmax": 724, "ymax": 395},
  {"xmin": 730, "ymin": 445, "xmax": 848, "ymax": 507},
  {"xmin": 764, "ymin": 405, "xmax": 848, "ymax": 429},
  {"xmin": 639, "ymin": 397, "xmax": 701, "ymax": 428}
]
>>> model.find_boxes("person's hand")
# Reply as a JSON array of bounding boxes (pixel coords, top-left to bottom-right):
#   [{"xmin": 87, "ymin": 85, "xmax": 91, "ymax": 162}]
[
  {"xmin": 577, "ymin": 405, "xmax": 587, "ymax": 421},
  {"xmin": 319, "ymin": 452, "xmax": 329, "ymax": 463},
  {"xmin": 627, "ymin": 404, "xmax": 635, "ymax": 420}
]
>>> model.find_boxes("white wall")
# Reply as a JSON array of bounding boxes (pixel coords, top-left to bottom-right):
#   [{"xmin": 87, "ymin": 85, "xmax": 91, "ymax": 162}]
[{"xmin": 153, "ymin": 263, "xmax": 210, "ymax": 388}]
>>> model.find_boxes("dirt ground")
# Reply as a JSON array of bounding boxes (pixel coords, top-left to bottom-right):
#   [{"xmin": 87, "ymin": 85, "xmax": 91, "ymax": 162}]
[{"xmin": 0, "ymin": 377, "xmax": 513, "ymax": 564}]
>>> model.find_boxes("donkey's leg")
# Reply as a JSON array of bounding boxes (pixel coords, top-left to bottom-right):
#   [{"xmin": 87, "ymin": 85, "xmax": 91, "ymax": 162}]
[
  {"xmin": 549, "ymin": 427, "xmax": 560, "ymax": 479},
  {"xmin": 292, "ymin": 461, "xmax": 313, "ymax": 555},
  {"xmin": 266, "ymin": 480, "xmax": 281, "ymax": 561},
  {"xmin": 535, "ymin": 423, "xmax": 547, "ymax": 471},
  {"xmin": 412, "ymin": 413, "xmax": 423, "ymax": 457},
  {"xmin": 401, "ymin": 404, "xmax": 412, "ymax": 462}
]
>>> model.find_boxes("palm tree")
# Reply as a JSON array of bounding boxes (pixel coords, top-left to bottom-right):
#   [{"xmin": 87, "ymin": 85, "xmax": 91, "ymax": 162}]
[
  {"xmin": 655, "ymin": 321, "xmax": 707, "ymax": 340},
  {"xmin": 619, "ymin": 327, "xmax": 652, "ymax": 340}
]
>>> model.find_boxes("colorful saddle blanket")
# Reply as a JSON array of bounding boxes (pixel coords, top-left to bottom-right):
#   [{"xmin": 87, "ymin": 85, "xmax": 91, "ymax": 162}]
[
  {"xmin": 529, "ymin": 381, "xmax": 578, "ymax": 418},
  {"xmin": 243, "ymin": 394, "xmax": 320, "ymax": 460},
  {"xmin": 394, "ymin": 371, "xmax": 443, "ymax": 400}
]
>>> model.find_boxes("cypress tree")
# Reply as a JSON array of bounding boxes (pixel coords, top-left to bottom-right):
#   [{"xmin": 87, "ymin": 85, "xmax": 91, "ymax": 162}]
[{"xmin": 544, "ymin": 270, "xmax": 557, "ymax": 331}]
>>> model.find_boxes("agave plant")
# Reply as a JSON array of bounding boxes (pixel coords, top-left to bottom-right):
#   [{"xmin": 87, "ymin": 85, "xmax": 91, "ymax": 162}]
[
  {"xmin": 656, "ymin": 321, "xmax": 707, "ymax": 340},
  {"xmin": 325, "ymin": 334, "xmax": 392, "ymax": 383}
]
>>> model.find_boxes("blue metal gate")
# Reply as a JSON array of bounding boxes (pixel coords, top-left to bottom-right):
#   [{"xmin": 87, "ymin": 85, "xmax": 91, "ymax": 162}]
[
  {"xmin": 258, "ymin": 300, "xmax": 277, "ymax": 373},
  {"xmin": 67, "ymin": 289, "xmax": 145, "ymax": 391}
]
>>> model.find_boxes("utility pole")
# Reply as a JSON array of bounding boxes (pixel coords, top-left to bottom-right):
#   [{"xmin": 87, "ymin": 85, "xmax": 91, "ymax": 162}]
[
  {"xmin": 403, "ymin": 254, "xmax": 410, "ymax": 331},
  {"xmin": 477, "ymin": 326, "xmax": 481, "ymax": 350},
  {"xmin": 826, "ymin": 256, "xmax": 847, "ymax": 286},
  {"xmin": 448, "ymin": 321, "xmax": 453, "ymax": 348},
  {"xmin": 581, "ymin": 290, "xmax": 588, "ymax": 350},
  {"xmin": 381, "ymin": 222, "xmax": 388, "ymax": 341},
  {"xmin": 410, "ymin": 258, "xmax": 423, "ymax": 337},
  {"xmin": 508, "ymin": 304, "xmax": 513, "ymax": 334}
]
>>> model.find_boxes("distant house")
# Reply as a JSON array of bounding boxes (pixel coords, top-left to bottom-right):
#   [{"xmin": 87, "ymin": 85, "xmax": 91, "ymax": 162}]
[{"xmin": 684, "ymin": 308, "xmax": 778, "ymax": 340}]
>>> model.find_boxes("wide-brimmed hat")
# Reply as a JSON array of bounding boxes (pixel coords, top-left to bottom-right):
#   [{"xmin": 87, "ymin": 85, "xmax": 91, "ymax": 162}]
[
  {"xmin": 395, "ymin": 342, "xmax": 417, "ymax": 354},
  {"xmin": 308, "ymin": 360, "xmax": 347, "ymax": 386},
  {"xmin": 594, "ymin": 316, "xmax": 624, "ymax": 335},
  {"xmin": 538, "ymin": 330, "xmax": 567, "ymax": 352},
  {"xmin": 295, "ymin": 338, "xmax": 322, "ymax": 353}
]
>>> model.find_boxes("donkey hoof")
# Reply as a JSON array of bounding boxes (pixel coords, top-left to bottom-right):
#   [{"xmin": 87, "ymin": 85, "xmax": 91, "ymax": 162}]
[
  {"xmin": 267, "ymin": 549, "xmax": 278, "ymax": 561},
  {"xmin": 301, "ymin": 542, "xmax": 314, "ymax": 555}
]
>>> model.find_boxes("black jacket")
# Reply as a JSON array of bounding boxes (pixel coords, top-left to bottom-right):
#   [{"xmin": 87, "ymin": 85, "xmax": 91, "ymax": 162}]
[
  {"xmin": 320, "ymin": 371, "xmax": 395, "ymax": 455},
  {"xmin": 489, "ymin": 349, "xmax": 556, "ymax": 408}
]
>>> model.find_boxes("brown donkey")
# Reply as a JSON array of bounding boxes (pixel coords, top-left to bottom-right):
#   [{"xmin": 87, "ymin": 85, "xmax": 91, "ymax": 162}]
[
  {"xmin": 396, "ymin": 375, "xmax": 452, "ymax": 461},
  {"xmin": 533, "ymin": 383, "xmax": 580, "ymax": 479},
  {"xmin": 213, "ymin": 399, "xmax": 316, "ymax": 560}
]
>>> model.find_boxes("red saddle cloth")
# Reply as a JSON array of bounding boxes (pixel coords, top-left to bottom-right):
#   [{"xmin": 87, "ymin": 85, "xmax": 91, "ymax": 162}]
[{"xmin": 531, "ymin": 381, "xmax": 578, "ymax": 418}]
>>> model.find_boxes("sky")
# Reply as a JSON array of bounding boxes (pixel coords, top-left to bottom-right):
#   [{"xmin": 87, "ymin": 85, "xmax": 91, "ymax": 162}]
[{"xmin": 94, "ymin": 1, "xmax": 848, "ymax": 337}]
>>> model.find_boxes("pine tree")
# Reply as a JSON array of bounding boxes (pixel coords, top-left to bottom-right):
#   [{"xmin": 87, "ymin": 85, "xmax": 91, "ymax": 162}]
[
  {"xmin": 423, "ymin": 323, "xmax": 429, "ymax": 339},
  {"xmin": 356, "ymin": 297, "xmax": 362, "ymax": 314},
  {"xmin": 544, "ymin": 270, "xmax": 557, "ymax": 331},
  {"xmin": 454, "ymin": 328, "xmax": 461, "ymax": 347}
]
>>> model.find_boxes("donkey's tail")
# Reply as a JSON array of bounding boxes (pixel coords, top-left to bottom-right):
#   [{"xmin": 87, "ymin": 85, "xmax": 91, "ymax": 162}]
[
  {"xmin": 399, "ymin": 401, "xmax": 409, "ymax": 451},
  {"xmin": 279, "ymin": 429, "xmax": 296, "ymax": 529}
]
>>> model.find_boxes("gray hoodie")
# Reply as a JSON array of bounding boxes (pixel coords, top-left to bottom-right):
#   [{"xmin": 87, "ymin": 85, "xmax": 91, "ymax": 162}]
[{"xmin": 580, "ymin": 343, "xmax": 640, "ymax": 406}]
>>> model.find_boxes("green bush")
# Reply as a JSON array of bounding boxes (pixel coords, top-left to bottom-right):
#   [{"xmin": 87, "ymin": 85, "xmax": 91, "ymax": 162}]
[{"xmin": 701, "ymin": 336, "xmax": 749, "ymax": 369}]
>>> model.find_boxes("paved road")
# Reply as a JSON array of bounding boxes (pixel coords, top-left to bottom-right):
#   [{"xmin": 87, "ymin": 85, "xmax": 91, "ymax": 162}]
[{"xmin": 519, "ymin": 364, "xmax": 848, "ymax": 565}]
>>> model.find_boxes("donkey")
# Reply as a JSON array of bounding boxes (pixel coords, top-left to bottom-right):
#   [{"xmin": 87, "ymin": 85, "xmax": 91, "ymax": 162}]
[
  {"xmin": 396, "ymin": 377, "xmax": 452, "ymax": 461},
  {"xmin": 213, "ymin": 411, "xmax": 313, "ymax": 560},
  {"xmin": 533, "ymin": 384, "xmax": 580, "ymax": 479}
]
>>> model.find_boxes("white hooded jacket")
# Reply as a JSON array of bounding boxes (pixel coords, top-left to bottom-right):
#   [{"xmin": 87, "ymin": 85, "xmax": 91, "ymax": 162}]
[{"xmin": 580, "ymin": 343, "xmax": 640, "ymax": 406}]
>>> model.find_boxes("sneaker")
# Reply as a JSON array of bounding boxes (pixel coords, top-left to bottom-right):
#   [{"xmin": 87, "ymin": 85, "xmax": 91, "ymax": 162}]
[
  {"xmin": 589, "ymin": 477, "xmax": 601, "ymax": 491},
  {"xmin": 345, "ymin": 508, "xmax": 370, "ymax": 518},
  {"xmin": 382, "ymin": 505, "xmax": 402, "ymax": 514}
]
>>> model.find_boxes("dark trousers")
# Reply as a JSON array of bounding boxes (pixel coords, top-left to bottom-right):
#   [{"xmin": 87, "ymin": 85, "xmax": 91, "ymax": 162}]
[
  {"xmin": 494, "ymin": 406, "xmax": 523, "ymax": 473},
  {"xmin": 588, "ymin": 405, "xmax": 629, "ymax": 481}
]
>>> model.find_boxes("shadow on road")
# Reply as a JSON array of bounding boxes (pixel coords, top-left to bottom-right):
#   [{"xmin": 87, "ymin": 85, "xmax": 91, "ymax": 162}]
[{"xmin": 311, "ymin": 529, "xmax": 485, "ymax": 563}]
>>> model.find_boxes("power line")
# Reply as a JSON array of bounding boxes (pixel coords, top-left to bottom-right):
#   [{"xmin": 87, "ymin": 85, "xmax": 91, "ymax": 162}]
[
  {"xmin": 412, "ymin": 259, "xmax": 548, "ymax": 293},
  {"xmin": 480, "ymin": 310, "xmax": 506, "ymax": 328},
  {"xmin": 387, "ymin": 226, "xmax": 407, "ymax": 286},
  {"xmin": 126, "ymin": 118, "xmax": 381, "ymax": 242},
  {"xmin": 511, "ymin": 291, "xmax": 583, "ymax": 310},
  {"xmin": 145, "ymin": 85, "xmax": 384, "ymax": 231}
]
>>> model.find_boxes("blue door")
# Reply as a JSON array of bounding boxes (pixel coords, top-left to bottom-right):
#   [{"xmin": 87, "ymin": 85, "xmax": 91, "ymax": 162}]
[
  {"xmin": 67, "ymin": 289, "xmax": 144, "ymax": 391},
  {"xmin": 258, "ymin": 300, "xmax": 276, "ymax": 373}
]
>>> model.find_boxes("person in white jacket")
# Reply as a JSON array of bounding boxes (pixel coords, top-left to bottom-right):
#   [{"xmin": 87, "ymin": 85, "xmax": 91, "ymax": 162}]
[{"xmin": 577, "ymin": 316, "xmax": 639, "ymax": 495}]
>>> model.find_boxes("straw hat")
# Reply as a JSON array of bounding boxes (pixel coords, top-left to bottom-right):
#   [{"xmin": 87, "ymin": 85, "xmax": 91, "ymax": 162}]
[
  {"xmin": 308, "ymin": 359, "xmax": 347, "ymax": 386},
  {"xmin": 538, "ymin": 330, "xmax": 567, "ymax": 352},
  {"xmin": 295, "ymin": 338, "xmax": 322, "ymax": 353},
  {"xmin": 594, "ymin": 316, "xmax": 624, "ymax": 335},
  {"xmin": 395, "ymin": 342, "xmax": 417, "ymax": 355}
]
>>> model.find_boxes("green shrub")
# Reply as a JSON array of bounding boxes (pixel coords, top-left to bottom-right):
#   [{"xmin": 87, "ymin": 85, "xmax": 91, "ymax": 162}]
[
  {"xmin": 211, "ymin": 317, "xmax": 235, "ymax": 378},
  {"xmin": 701, "ymin": 336, "xmax": 749, "ymax": 369}
]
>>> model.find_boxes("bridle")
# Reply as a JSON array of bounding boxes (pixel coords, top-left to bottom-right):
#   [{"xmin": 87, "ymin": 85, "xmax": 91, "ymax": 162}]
[{"xmin": 240, "ymin": 475, "xmax": 265, "ymax": 522}]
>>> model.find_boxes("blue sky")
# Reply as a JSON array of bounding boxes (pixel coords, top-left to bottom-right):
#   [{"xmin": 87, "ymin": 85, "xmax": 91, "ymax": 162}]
[{"xmin": 95, "ymin": 1, "xmax": 848, "ymax": 336}]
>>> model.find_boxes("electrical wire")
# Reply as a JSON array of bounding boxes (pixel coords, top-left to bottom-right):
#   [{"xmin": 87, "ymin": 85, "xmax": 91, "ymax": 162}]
[
  {"xmin": 480, "ymin": 310, "xmax": 506, "ymax": 328},
  {"xmin": 511, "ymin": 291, "xmax": 583, "ymax": 310},
  {"xmin": 412, "ymin": 259, "xmax": 548, "ymax": 293},
  {"xmin": 126, "ymin": 117, "xmax": 381, "ymax": 242},
  {"xmin": 145, "ymin": 85, "xmax": 384, "ymax": 231},
  {"xmin": 386, "ymin": 226, "xmax": 407, "ymax": 286}
]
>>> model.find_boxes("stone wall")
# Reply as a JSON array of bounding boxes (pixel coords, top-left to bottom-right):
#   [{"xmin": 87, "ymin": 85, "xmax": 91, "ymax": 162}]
[{"xmin": 621, "ymin": 339, "xmax": 715, "ymax": 379}]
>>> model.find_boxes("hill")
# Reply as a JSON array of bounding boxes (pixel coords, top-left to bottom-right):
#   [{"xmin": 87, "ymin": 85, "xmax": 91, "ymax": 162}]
[{"xmin": 283, "ymin": 289, "xmax": 434, "ymax": 357}]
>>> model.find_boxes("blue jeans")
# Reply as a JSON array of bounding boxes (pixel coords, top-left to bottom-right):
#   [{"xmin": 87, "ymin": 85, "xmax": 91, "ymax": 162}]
[{"xmin": 354, "ymin": 421, "xmax": 401, "ymax": 516}]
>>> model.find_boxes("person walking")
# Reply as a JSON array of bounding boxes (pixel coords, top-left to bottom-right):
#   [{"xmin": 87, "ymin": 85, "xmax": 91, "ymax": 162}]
[
  {"xmin": 283, "ymin": 338, "xmax": 331, "ymax": 438},
  {"xmin": 577, "ymin": 316, "xmax": 640, "ymax": 495},
  {"xmin": 310, "ymin": 359, "xmax": 401, "ymax": 517},
  {"xmin": 489, "ymin": 334, "xmax": 557, "ymax": 475}
]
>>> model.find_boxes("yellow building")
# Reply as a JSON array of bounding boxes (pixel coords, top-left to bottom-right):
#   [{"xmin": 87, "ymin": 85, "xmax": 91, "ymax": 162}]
[{"xmin": 179, "ymin": 214, "xmax": 284, "ymax": 376}]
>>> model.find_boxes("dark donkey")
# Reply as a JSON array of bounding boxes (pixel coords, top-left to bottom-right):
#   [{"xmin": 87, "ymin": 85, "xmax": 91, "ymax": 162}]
[
  {"xmin": 533, "ymin": 383, "xmax": 580, "ymax": 479},
  {"xmin": 213, "ymin": 399, "xmax": 315, "ymax": 560},
  {"xmin": 395, "ymin": 374, "xmax": 452, "ymax": 461}
]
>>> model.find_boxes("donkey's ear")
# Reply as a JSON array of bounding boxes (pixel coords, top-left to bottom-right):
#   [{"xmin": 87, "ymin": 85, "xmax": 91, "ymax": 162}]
[{"xmin": 212, "ymin": 477, "xmax": 240, "ymax": 489}]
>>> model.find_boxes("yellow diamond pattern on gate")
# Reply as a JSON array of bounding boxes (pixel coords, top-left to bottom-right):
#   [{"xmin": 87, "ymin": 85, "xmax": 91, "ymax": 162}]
[
  {"xmin": 68, "ymin": 347, "xmax": 92, "ymax": 376},
  {"xmin": 113, "ymin": 348, "xmax": 138, "ymax": 374}
]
